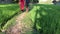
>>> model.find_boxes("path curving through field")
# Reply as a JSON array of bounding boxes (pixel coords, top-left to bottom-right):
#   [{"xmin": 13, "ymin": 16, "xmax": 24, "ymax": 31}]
[{"xmin": 6, "ymin": 12, "xmax": 29, "ymax": 34}]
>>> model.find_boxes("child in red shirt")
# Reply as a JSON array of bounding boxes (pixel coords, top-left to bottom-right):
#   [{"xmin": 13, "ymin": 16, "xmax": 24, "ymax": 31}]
[{"xmin": 19, "ymin": 0, "xmax": 25, "ymax": 11}]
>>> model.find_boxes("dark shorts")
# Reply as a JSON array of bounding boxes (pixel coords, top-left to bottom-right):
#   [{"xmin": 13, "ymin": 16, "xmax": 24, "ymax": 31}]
[{"xmin": 26, "ymin": 2, "xmax": 29, "ymax": 7}]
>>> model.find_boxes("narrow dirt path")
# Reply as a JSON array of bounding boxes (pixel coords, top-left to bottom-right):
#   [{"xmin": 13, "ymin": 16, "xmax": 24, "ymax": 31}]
[{"xmin": 6, "ymin": 12, "xmax": 28, "ymax": 34}]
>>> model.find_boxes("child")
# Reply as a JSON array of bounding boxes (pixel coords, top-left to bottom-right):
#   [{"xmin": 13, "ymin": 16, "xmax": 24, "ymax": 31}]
[
  {"xmin": 25, "ymin": 0, "xmax": 30, "ymax": 12},
  {"xmin": 19, "ymin": 0, "xmax": 25, "ymax": 11}
]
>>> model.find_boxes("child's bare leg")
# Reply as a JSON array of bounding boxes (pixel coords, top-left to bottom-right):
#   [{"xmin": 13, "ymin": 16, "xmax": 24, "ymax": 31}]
[{"xmin": 26, "ymin": 7, "xmax": 29, "ymax": 12}]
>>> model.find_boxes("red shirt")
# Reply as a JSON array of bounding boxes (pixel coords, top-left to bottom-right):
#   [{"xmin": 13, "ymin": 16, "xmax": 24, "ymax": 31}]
[{"xmin": 19, "ymin": 0, "xmax": 25, "ymax": 10}]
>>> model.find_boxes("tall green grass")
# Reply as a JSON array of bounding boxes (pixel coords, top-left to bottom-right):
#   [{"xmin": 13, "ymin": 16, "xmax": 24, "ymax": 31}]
[
  {"xmin": 0, "ymin": 4, "xmax": 19, "ymax": 30},
  {"xmin": 28, "ymin": 4, "xmax": 60, "ymax": 34}
]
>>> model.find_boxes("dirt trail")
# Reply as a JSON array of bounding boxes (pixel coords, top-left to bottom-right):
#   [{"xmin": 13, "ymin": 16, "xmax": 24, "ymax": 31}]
[{"xmin": 6, "ymin": 12, "xmax": 28, "ymax": 34}]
